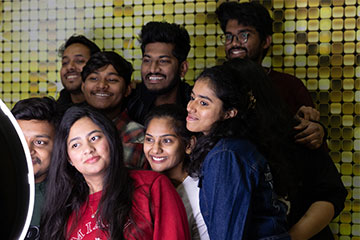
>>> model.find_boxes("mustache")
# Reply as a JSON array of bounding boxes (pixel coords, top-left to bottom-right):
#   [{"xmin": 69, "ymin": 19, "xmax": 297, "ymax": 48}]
[
  {"xmin": 229, "ymin": 46, "xmax": 247, "ymax": 53},
  {"xmin": 32, "ymin": 157, "xmax": 41, "ymax": 165},
  {"xmin": 145, "ymin": 73, "xmax": 166, "ymax": 79}
]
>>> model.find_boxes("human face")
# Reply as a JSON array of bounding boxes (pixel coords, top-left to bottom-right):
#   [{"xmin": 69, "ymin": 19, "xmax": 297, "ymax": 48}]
[
  {"xmin": 17, "ymin": 120, "xmax": 55, "ymax": 183},
  {"xmin": 224, "ymin": 19, "xmax": 270, "ymax": 63},
  {"xmin": 141, "ymin": 42, "xmax": 187, "ymax": 94},
  {"xmin": 144, "ymin": 117, "xmax": 185, "ymax": 177},
  {"xmin": 60, "ymin": 43, "xmax": 91, "ymax": 92},
  {"xmin": 82, "ymin": 64, "xmax": 130, "ymax": 112},
  {"xmin": 67, "ymin": 117, "xmax": 110, "ymax": 189},
  {"xmin": 186, "ymin": 78, "xmax": 226, "ymax": 135}
]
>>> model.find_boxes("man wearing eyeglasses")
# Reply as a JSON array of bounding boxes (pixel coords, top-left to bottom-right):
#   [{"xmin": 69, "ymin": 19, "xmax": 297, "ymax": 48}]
[
  {"xmin": 216, "ymin": 2, "xmax": 325, "ymax": 150},
  {"xmin": 216, "ymin": 2, "xmax": 346, "ymax": 240}
]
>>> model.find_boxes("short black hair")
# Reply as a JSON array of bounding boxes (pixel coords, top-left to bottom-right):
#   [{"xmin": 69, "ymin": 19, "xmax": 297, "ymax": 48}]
[
  {"xmin": 11, "ymin": 97, "xmax": 61, "ymax": 128},
  {"xmin": 81, "ymin": 51, "xmax": 134, "ymax": 86},
  {"xmin": 216, "ymin": 2, "xmax": 273, "ymax": 56},
  {"xmin": 58, "ymin": 34, "xmax": 101, "ymax": 57},
  {"xmin": 139, "ymin": 21, "xmax": 190, "ymax": 64}
]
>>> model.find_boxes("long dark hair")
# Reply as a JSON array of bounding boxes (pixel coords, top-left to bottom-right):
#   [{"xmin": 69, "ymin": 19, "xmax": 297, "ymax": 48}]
[
  {"xmin": 40, "ymin": 106, "xmax": 134, "ymax": 240},
  {"xmin": 188, "ymin": 58, "xmax": 300, "ymax": 196},
  {"xmin": 144, "ymin": 104, "xmax": 193, "ymax": 169}
]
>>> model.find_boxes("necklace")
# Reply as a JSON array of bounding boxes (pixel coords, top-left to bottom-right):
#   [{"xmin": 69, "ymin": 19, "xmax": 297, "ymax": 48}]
[
  {"xmin": 89, "ymin": 205, "xmax": 98, "ymax": 218},
  {"xmin": 181, "ymin": 174, "xmax": 188, "ymax": 183}
]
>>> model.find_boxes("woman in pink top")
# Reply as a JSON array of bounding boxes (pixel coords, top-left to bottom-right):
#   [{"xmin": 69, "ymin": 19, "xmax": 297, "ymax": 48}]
[{"xmin": 40, "ymin": 105, "xmax": 190, "ymax": 240}]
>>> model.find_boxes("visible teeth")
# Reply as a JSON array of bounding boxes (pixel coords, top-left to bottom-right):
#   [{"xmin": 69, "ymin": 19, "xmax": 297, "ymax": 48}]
[
  {"xmin": 95, "ymin": 93, "xmax": 110, "ymax": 97},
  {"xmin": 149, "ymin": 76, "xmax": 163, "ymax": 80},
  {"xmin": 231, "ymin": 49, "xmax": 244, "ymax": 54},
  {"xmin": 152, "ymin": 156, "xmax": 165, "ymax": 161},
  {"xmin": 66, "ymin": 75, "xmax": 78, "ymax": 79}
]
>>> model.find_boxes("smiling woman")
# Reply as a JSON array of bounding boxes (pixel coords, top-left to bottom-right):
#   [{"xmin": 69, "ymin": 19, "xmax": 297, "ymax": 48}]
[
  {"xmin": 40, "ymin": 106, "xmax": 190, "ymax": 240},
  {"xmin": 186, "ymin": 59, "xmax": 346, "ymax": 240},
  {"xmin": 144, "ymin": 104, "xmax": 209, "ymax": 240}
]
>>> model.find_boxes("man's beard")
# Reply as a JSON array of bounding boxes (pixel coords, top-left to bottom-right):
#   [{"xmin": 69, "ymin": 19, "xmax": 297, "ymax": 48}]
[
  {"xmin": 66, "ymin": 86, "xmax": 83, "ymax": 94},
  {"xmin": 227, "ymin": 46, "xmax": 262, "ymax": 63},
  {"xmin": 33, "ymin": 157, "xmax": 46, "ymax": 180},
  {"xmin": 144, "ymin": 74, "xmax": 181, "ymax": 96}
]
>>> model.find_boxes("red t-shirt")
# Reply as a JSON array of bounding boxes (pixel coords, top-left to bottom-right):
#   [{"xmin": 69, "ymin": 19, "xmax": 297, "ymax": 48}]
[{"xmin": 67, "ymin": 170, "xmax": 190, "ymax": 240}]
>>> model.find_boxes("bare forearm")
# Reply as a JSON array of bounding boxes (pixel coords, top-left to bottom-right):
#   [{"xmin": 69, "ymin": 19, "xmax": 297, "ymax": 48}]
[{"xmin": 289, "ymin": 201, "xmax": 334, "ymax": 240}]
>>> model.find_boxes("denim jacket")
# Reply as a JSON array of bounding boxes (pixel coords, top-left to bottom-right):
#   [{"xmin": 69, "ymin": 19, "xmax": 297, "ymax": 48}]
[{"xmin": 199, "ymin": 138, "xmax": 290, "ymax": 240}]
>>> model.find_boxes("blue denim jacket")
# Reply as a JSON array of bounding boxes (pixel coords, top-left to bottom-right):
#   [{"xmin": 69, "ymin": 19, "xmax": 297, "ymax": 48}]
[{"xmin": 199, "ymin": 138, "xmax": 290, "ymax": 240}]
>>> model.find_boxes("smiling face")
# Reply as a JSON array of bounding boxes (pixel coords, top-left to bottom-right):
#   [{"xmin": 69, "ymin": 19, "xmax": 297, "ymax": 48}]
[
  {"xmin": 82, "ymin": 64, "xmax": 131, "ymax": 114},
  {"xmin": 17, "ymin": 119, "xmax": 55, "ymax": 183},
  {"xmin": 141, "ymin": 42, "xmax": 187, "ymax": 94},
  {"xmin": 144, "ymin": 117, "xmax": 185, "ymax": 178},
  {"xmin": 60, "ymin": 43, "xmax": 91, "ymax": 92},
  {"xmin": 67, "ymin": 117, "xmax": 110, "ymax": 191},
  {"xmin": 224, "ymin": 19, "xmax": 271, "ymax": 63},
  {"xmin": 186, "ymin": 78, "xmax": 227, "ymax": 135}
]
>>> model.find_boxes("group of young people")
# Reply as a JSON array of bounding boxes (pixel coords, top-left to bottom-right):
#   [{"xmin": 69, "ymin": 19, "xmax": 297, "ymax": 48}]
[{"xmin": 12, "ymin": 2, "xmax": 347, "ymax": 240}]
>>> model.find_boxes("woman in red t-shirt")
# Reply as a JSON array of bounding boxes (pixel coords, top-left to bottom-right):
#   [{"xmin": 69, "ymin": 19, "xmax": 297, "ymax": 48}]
[{"xmin": 40, "ymin": 105, "xmax": 190, "ymax": 240}]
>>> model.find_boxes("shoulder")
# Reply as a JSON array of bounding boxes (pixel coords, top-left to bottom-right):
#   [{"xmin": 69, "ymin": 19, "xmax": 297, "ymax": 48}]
[
  {"xmin": 56, "ymin": 89, "xmax": 71, "ymax": 104},
  {"xmin": 130, "ymin": 170, "xmax": 170, "ymax": 187},
  {"xmin": 268, "ymin": 69, "xmax": 305, "ymax": 86},
  {"xmin": 179, "ymin": 81, "xmax": 192, "ymax": 104},
  {"xmin": 205, "ymin": 138, "xmax": 265, "ymax": 170},
  {"xmin": 209, "ymin": 138, "xmax": 258, "ymax": 157},
  {"xmin": 117, "ymin": 111, "xmax": 144, "ymax": 138}
]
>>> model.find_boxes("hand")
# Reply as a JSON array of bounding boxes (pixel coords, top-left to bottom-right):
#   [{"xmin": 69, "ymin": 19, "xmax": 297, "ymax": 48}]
[
  {"xmin": 295, "ymin": 106, "xmax": 320, "ymax": 121},
  {"xmin": 294, "ymin": 119, "xmax": 324, "ymax": 149}
]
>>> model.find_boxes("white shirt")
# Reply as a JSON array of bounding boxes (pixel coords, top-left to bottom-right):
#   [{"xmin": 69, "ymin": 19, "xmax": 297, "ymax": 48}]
[{"xmin": 177, "ymin": 176, "xmax": 210, "ymax": 240}]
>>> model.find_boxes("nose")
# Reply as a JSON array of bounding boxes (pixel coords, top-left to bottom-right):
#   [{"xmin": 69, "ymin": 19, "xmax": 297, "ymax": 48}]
[
  {"xmin": 230, "ymin": 35, "xmax": 242, "ymax": 47},
  {"xmin": 66, "ymin": 60, "xmax": 76, "ymax": 71},
  {"xmin": 150, "ymin": 61, "xmax": 160, "ymax": 73},
  {"xmin": 83, "ymin": 142, "xmax": 95, "ymax": 155},
  {"xmin": 151, "ymin": 140, "xmax": 162, "ymax": 154},
  {"xmin": 28, "ymin": 142, "xmax": 36, "ymax": 157},
  {"xmin": 187, "ymin": 99, "xmax": 196, "ymax": 113},
  {"xmin": 97, "ymin": 78, "xmax": 108, "ymax": 89}
]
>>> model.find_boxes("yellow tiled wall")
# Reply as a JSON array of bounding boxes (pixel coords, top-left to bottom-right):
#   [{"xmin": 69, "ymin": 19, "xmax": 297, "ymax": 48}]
[{"xmin": 0, "ymin": 0, "xmax": 359, "ymax": 238}]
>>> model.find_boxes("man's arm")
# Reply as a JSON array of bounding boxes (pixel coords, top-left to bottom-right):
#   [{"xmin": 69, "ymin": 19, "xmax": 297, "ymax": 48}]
[{"xmin": 289, "ymin": 201, "xmax": 334, "ymax": 240}]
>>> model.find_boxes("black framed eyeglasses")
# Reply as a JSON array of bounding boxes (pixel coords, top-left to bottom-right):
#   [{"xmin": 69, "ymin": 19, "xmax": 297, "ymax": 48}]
[{"xmin": 220, "ymin": 32, "xmax": 249, "ymax": 45}]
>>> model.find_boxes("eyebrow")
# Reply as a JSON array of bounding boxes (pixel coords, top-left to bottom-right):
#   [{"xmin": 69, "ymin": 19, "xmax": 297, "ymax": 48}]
[
  {"xmin": 35, "ymin": 134, "xmax": 51, "ymax": 139},
  {"xmin": 68, "ymin": 129, "xmax": 102, "ymax": 144},
  {"xmin": 191, "ymin": 91, "xmax": 213, "ymax": 103},
  {"xmin": 143, "ymin": 54, "xmax": 171, "ymax": 59},
  {"xmin": 145, "ymin": 133, "xmax": 177, "ymax": 138},
  {"xmin": 62, "ymin": 54, "xmax": 86, "ymax": 60},
  {"xmin": 90, "ymin": 70, "xmax": 120, "ymax": 77},
  {"xmin": 225, "ymin": 29, "xmax": 254, "ymax": 34}
]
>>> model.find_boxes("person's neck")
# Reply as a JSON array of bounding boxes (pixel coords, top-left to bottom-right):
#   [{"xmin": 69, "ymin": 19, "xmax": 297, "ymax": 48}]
[
  {"xmin": 106, "ymin": 105, "xmax": 123, "ymax": 122},
  {"xmin": 154, "ymin": 83, "xmax": 180, "ymax": 106},
  {"xmin": 85, "ymin": 177, "xmax": 104, "ymax": 194},
  {"xmin": 70, "ymin": 91, "xmax": 85, "ymax": 104},
  {"xmin": 164, "ymin": 162, "xmax": 188, "ymax": 187},
  {"xmin": 35, "ymin": 175, "xmax": 47, "ymax": 184}
]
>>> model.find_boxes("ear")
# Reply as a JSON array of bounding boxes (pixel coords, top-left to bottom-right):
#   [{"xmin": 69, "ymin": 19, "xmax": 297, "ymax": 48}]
[
  {"xmin": 68, "ymin": 160, "xmax": 73, "ymax": 166},
  {"xmin": 262, "ymin": 35, "xmax": 272, "ymax": 50},
  {"xmin": 179, "ymin": 60, "xmax": 189, "ymax": 78},
  {"xmin": 81, "ymin": 82, "xmax": 85, "ymax": 93},
  {"xmin": 185, "ymin": 135, "xmax": 197, "ymax": 155},
  {"xmin": 125, "ymin": 84, "xmax": 132, "ymax": 97},
  {"xmin": 224, "ymin": 108, "xmax": 238, "ymax": 120}
]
